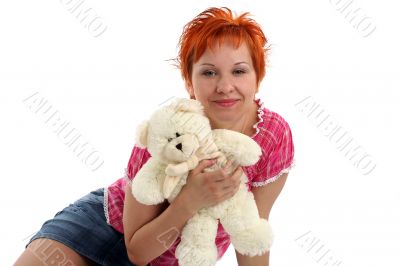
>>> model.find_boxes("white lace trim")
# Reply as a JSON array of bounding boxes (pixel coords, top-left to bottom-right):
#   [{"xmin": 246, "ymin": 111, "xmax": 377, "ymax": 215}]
[
  {"xmin": 103, "ymin": 185, "xmax": 110, "ymax": 224},
  {"xmin": 251, "ymin": 98, "xmax": 265, "ymax": 139},
  {"xmin": 104, "ymin": 168, "xmax": 130, "ymax": 225},
  {"xmin": 251, "ymin": 158, "xmax": 297, "ymax": 187}
]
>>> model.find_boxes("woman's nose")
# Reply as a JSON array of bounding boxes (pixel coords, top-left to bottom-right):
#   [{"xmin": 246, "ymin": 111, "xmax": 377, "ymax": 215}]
[{"xmin": 216, "ymin": 75, "xmax": 234, "ymax": 94}]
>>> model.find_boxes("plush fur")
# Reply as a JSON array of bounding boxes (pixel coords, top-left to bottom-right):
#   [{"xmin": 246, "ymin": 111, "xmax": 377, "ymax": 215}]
[{"xmin": 131, "ymin": 98, "xmax": 273, "ymax": 266}]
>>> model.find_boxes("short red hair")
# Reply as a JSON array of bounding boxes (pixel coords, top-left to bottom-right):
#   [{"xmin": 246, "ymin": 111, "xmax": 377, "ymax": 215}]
[{"xmin": 177, "ymin": 7, "xmax": 270, "ymax": 89}]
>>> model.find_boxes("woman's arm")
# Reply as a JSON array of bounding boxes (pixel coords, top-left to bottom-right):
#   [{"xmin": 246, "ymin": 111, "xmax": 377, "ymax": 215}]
[
  {"xmin": 123, "ymin": 182, "xmax": 196, "ymax": 266},
  {"xmin": 235, "ymin": 173, "xmax": 289, "ymax": 266},
  {"xmin": 123, "ymin": 159, "xmax": 242, "ymax": 265}
]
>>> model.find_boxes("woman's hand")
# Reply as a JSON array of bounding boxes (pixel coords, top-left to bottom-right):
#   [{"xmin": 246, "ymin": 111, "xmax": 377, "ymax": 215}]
[{"xmin": 177, "ymin": 159, "xmax": 243, "ymax": 214}]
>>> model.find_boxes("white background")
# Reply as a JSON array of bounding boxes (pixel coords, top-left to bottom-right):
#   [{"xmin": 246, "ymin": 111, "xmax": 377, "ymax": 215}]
[{"xmin": 1, "ymin": 0, "xmax": 399, "ymax": 265}]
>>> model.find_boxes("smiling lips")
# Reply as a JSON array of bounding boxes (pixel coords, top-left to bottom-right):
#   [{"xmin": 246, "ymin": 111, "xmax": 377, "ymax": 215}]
[{"xmin": 213, "ymin": 99, "xmax": 239, "ymax": 107}]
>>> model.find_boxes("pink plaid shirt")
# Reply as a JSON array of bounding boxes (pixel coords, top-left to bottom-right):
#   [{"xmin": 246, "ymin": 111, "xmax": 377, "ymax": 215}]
[{"xmin": 104, "ymin": 98, "xmax": 295, "ymax": 265}]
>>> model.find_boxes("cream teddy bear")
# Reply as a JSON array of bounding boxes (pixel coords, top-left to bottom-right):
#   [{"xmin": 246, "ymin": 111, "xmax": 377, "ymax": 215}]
[{"xmin": 131, "ymin": 98, "xmax": 273, "ymax": 266}]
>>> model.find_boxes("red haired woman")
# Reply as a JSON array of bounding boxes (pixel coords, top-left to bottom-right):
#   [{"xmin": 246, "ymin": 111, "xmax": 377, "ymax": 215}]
[{"xmin": 15, "ymin": 7, "xmax": 295, "ymax": 266}]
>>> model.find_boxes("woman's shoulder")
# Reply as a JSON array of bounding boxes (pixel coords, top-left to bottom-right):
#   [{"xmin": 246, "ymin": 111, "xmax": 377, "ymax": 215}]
[
  {"xmin": 252, "ymin": 98, "xmax": 293, "ymax": 148},
  {"xmin": 126, "ymin": 145, "xmax": 152, "ymax": 180},
  {"xmin": 244, "ymin": 99, "xmax": 295, "ymax": 186}
]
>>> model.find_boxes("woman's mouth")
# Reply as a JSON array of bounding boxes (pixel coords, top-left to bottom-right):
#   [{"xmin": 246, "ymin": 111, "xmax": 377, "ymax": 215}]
[{"xmin": 213, "ymin": 99, "xmax": 239, "ymax": 107}]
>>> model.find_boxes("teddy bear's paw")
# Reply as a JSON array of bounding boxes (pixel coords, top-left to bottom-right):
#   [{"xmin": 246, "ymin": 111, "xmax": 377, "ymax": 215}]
[
  {"xmin": 176, "ymin": 244, "xmax": 217, "ymax": 266},
  {"xmin": 231, "ymin": 219, "xmax": 274, "ymax": 257}
]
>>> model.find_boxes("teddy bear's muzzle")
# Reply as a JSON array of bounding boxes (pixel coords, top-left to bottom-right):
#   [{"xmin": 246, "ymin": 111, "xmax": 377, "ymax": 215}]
[{"xmin": 163, "ymin": 134, "xmax": 201, "ymax": 162}]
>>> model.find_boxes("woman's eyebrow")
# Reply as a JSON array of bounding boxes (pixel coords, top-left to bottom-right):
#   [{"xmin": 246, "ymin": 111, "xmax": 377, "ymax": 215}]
[
  {"xmin": 234, "ymin": 61, "xmax": 249, "ymax": 66},
  {"xmin": 199, "ymin": 62, "xmax": 249, "ymax": 66}
]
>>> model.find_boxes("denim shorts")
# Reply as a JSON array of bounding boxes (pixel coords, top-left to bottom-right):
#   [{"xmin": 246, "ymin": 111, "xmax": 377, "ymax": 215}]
[{"xmin": 26, "ymin": 188, "xmax": 140, "ymax": 266}]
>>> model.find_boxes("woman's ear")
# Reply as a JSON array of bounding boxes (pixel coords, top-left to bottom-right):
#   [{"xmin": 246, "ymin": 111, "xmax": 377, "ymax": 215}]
[{"xmin": 136, "ymin": 120, "xmax": 149, "ymax": 148}]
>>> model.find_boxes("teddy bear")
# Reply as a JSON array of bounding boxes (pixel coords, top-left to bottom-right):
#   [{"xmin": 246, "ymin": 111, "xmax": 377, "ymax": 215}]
[{"xmin": 131, "ymin": 98, "xmax": 273, "ymax": 266}]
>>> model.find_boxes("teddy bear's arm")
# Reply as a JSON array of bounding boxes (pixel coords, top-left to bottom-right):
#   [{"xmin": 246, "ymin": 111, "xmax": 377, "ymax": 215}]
[
  {"xmin": 212, "ymin": 129, "xmax": 262, "ymax": 166},
  {"xmin": 165, "ymin": 157, "xmax": 198, "ymax": 176},
  {"xmin": 131, "ymin": 158, "xmax": 166, "ymax": 205},
  {"xmin": 165, "ymin": 150, "xmax": 223, "ymax": 176}
]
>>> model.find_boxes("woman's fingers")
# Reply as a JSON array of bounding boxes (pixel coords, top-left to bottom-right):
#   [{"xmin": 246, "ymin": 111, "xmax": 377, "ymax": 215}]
[
  {"xmin": 212, "ymin": 159, "xmax": 233, "ymax": 183},
  {"xmin": 186, "ymin": 158, "xmax": 244, "ymax": 207},
  {"xmin": 221, "ymin": 165, "xmax": 242, "ymax": 190},
  {"xmin": 221, "ymin": 182, "xmax": 241, "ymax": 201},
  {"xmin": 223, "ymin": 159, "xmax": 233, "ymax": 170},
  {"xmin": 191, "ymin": 159, "xmax": 216, "ymax": 176},
  {"xmin": 184, "ymin": 158, "xmax": 244, "ymax": 210}
]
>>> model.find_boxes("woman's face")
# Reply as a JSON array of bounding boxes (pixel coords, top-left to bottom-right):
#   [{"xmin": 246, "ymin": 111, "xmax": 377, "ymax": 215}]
[{"xmin": 188, "ymin": 42, "xmax": 258, "ymax": 129}]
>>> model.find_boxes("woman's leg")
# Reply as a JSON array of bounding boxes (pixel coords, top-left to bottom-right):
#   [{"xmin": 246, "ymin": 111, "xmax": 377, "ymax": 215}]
[
  {"xmin": 15, "ymin": 238, "xmax": 96, "ymax": 266},
  {"xmin": 14, "ymin": 188, "xmax": 134, "ymax": 265}
]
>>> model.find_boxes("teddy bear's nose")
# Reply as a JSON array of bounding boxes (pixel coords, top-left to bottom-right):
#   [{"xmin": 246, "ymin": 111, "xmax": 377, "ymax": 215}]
[{"xmin": 176, "ymin": 143, "xmax": 182, "ymax": 151}]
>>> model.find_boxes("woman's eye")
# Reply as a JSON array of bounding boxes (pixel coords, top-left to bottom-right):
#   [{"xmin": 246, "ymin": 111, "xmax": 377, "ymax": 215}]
[
  {"xmin": 233, "ymin": 69, "xmax": 246, "ymax": 75},
  {"xmin": 202, "ymin": 70, "xmax": 216, "ymax": 77}
]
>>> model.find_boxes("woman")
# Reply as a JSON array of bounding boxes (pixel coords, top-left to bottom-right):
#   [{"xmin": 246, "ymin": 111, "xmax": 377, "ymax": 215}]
[{"xmin": 15, "ymin": 7, "xmax": 295, "ymax": 266}]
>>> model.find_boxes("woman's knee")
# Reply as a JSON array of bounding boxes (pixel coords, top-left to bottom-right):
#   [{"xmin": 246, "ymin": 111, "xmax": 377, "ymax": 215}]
[{"xmin": 15, "ymin": 238, "xmax": 96, "ymax": 266}]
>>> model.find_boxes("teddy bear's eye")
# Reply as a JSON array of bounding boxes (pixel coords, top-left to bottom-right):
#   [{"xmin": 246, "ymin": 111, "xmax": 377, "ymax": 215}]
[
  {"xmin": 167, "ymin": 137, "xmax": 173, "ymax": 142},
  {"xmin": 176, "ymin": 132, "xmax": 181, "ymax": 138}
]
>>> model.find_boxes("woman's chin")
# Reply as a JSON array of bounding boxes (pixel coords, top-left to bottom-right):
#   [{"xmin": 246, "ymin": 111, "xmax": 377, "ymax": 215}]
[{"xmin": 209, "ymin": 114, "xmax": 240, "ymax": 128}]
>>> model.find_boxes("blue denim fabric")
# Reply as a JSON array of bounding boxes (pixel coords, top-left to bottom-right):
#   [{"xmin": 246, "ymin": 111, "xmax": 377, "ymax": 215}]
[{"xmin": 26, "ymin": 188, "xmax": 139, "ymax": 266}]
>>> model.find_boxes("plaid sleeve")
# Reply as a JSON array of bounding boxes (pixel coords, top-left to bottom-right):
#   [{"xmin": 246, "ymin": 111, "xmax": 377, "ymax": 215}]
[
  {"xmin": 251, "ymin": 118, "xmax": 295, "ymax": 187},
  {"xmin": 125, "ymin": 145, "xmax": 151, "ymax": 183}
]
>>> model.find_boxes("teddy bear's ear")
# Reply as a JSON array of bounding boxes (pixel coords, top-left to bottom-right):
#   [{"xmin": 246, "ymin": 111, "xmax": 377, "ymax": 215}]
[
  {"xmin": 170, "ymin": 98, "xmax": 204, "ymax": 115},
  {"xmin": 135, "ymin": 120, "xmax": 149, "ymax": 148}
]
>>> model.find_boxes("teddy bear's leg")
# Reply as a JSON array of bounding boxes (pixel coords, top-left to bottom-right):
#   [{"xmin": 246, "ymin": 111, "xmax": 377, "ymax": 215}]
[
  {"xmin": 175, "ymin": 211, "xmax": 219, "ymax": 266},
  {"xmin": 219, "ymin": 185, "xmax": 274, "ymax": 257}
]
